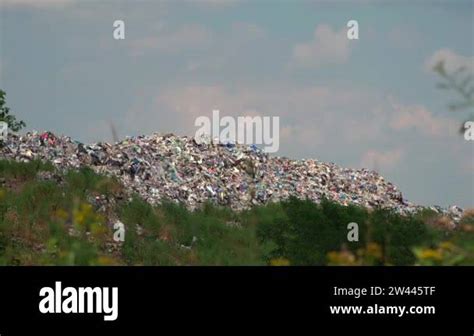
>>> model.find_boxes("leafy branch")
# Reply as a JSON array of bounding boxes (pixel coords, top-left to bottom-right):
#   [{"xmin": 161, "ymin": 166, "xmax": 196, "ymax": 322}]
[
  {"xmin": 433, "ymin": 60, "xmax": 474, "ymax": 134},
  {"xmin": 0, "ymin": 90, "xmax": 26, "ymax": 132}
]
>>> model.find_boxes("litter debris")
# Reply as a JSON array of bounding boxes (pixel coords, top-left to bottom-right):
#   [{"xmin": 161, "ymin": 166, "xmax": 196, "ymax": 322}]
[{"xmin": 0, "ymin": 131, "xmax": 464, "ymax": 222}]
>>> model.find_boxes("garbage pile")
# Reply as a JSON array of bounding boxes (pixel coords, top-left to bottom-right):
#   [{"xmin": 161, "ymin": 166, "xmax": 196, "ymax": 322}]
[{"xmin": 0, "ymin": 131, "xmax": 465, "ymax": 221}]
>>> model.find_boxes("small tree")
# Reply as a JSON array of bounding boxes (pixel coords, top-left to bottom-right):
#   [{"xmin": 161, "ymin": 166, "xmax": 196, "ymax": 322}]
[{"xmin": 0, "ymin": 90, "xmax": 26, "ymax": 132}]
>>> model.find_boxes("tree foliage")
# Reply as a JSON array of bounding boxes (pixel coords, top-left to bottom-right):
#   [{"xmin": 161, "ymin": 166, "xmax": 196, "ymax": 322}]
[
  {"xmin": 433, "ymin": 60, "xmax": 474, "ymax": 134},
  {"xmin": 0, "ymin": 90, "xmax": 25, "ymax": 132}
]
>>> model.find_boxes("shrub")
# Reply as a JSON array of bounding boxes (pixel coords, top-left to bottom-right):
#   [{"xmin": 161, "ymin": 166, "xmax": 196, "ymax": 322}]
[{"xmin": 256, "ymin": 197, "xmax": 369, "ymax": 265}]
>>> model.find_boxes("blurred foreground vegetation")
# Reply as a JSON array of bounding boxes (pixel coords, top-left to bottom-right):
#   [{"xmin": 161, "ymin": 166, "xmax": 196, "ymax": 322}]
[{"xmin": 0, "ymin": 160, "xmax": 472, "ymax": 266}]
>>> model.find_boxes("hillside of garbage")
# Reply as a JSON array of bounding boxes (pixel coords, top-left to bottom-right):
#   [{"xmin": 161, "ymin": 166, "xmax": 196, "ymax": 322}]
[{"xmin": 0, "ymin": 131, "xmax": 464, "ymax": 222}]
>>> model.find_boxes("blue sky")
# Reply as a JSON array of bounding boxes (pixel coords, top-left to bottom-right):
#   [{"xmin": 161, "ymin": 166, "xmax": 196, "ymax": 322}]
[{"xmin": 0, "ymin": 0, "xmax": 473, "ymax": 208}]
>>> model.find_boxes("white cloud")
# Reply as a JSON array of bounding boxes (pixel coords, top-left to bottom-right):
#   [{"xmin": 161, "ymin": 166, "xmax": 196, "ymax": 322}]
[
  {"xmin": 231, "ymin": 22, "xmax": 266, "ymax": 40},
  {"xmin": 280, "ymin": 124, "xmax": 325, "ymax": 147},
  {"xmin": 129, "ymin": 24, "xmax": 213, "ymax": 56},
  {"xmin": 424, "ymin": 49, "xmax": 474, "ymax": 74},
  {"xmin": 360, "ymin": 148, "xmax": 404, "ymax": 171},
  {"xmin": 181, "ymin": 22, "xmax": 266, "ymax": 72},
  {"xmin": 122, "ymin": 84, "xmax": 461, "ymax": 174},
  {"xmin": 124, "ymin": 83, "xmax": 383, "ymax": 155},
  {"xmin": 389, "ymin": 98, "xmax": 458, "ymax": 137},
  {"xmin": 388, "ymin": 25, "xmax": 422, "ymax": 49},
  {"xmin": 291, "ymin": 24, "xmax": 351, "ymax": 68}
]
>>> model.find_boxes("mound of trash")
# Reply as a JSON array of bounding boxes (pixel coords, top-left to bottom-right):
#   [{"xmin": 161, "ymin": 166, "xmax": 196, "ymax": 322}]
[{"xmin": 0, "ymin": 131, "xmax": 464, "ymax": 221}]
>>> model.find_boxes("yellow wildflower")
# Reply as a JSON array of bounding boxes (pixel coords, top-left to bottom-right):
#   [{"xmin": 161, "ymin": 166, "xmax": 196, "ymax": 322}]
[
  {"xmin": 270, "ymin": 258, "xmax": 290, "ymax": 266},
  {"xmin": 418, "ymin": 248, "xmax": 443, "ymax": 261}
]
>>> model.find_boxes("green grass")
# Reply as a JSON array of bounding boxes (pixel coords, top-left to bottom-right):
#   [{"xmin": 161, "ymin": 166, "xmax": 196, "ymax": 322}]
[
  {"xmin": 0, "ymin": 159, "xmax": 54, "ymax": 180},
  {"xmin": 0, "ymin": 160, "xmax": 472, "ymax": 266}
]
